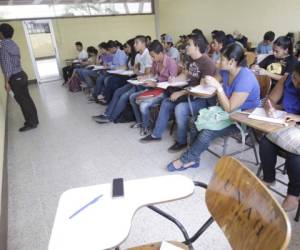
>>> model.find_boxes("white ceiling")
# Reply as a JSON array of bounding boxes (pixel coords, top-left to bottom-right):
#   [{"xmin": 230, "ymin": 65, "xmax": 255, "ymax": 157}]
[{"xmin": 0, "ymin": 0, "xmax": 145, "ymax": 5}]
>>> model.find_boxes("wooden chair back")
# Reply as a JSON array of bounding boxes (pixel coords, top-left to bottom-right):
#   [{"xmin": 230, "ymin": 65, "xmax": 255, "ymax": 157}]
[
  {"xmin": 245, "ymin": 52, "xmax": 256, "ymax": 66},
  {"xmin": 256, "ymin": 75, "xmax": 272, "ymax": 99},
  {"xmin": 205, "ymin": 156, "xmax": 291, "ymax": 250}
]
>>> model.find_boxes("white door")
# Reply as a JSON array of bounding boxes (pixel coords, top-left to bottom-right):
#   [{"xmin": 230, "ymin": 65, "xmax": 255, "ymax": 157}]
[{"xmin": 23, "ymin": 19, "xmax": 62, "ymax": 83}]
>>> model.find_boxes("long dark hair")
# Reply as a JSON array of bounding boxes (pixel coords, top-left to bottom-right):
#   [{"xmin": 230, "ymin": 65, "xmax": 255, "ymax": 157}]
[
  {"xmin": 125, "ymin": 38, "xmax": 137, "ymax": 67},
  {"xmin": 274, "ymin": 36, "xmax": 294, "ymax": 55},
  {"xmin": 222, "ymin": 43, "xmax": 247, "ymax": 67}
]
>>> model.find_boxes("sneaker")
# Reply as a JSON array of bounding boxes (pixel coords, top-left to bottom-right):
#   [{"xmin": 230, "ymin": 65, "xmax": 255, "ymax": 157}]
[
  {"xmin": 140, "ymin": 128, "xmax": 151, "ymax": 136},
  {"xmin": 168, "ymin": 142, "xmax": 188, "ymax": 153},
  {"xmin": 95, "ymin": 117, "xmax": 110, "ymax": 124},
  {"xmin": 140, "ymin": 134, "xmax": 161, "ymax": 143},
  {"xmin": 97, "ymin": 94, "xmax": 105, "ymax": 100},
  {"xmin": 88, "ymin": 97, "xmax": 97, "ymax": 103},
  {"xmin": 130, "ymin": 123, "xmax": 142, "ymax": 129},
  {"xmin": 92, "ymin": 114, "xmax": 107, "ymax": 119}
]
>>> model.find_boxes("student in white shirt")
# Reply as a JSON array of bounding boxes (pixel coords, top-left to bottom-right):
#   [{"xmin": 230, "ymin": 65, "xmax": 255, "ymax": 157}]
[{"xmin": 76, "ymin": 41, "xmax": 88, "ymax": 61}]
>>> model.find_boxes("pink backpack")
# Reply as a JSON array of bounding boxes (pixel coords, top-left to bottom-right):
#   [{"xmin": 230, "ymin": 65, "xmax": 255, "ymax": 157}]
[{"xmin": 68, "ymin": 75, "xmax": 81, "ymax": 92}]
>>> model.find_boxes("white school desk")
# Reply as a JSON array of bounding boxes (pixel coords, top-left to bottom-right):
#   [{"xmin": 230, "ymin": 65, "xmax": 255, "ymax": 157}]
[{"xmin": 48, "ymin": 175, "xmax": 194, "ymax": 250}]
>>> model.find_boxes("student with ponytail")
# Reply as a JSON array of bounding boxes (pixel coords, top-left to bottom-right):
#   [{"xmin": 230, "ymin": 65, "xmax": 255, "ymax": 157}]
[{"xmin": 252, "ymin": 36, "xmax": 298, "ymax": 84}]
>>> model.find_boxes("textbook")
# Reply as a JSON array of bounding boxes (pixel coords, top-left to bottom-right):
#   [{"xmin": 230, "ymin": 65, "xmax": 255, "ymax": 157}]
[
  {"xmin": 188, "ymin": 84, "xmax": 216, "ymax": 95},
  {"xmin": 248, "ymin": 107, "xmax": 287, "ymax": 124},
  {"xmin": 157, "ymin": 81, "xmax": 188, "ymax": 89}
]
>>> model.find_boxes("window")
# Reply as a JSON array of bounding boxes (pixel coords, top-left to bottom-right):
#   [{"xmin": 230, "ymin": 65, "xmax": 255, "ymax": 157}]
[{"xmin": 0, "ymin": 0, "xmax": 154, "ymax": 20}]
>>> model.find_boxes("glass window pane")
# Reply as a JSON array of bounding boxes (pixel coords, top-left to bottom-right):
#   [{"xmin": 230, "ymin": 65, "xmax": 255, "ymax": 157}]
[
  {"xmin": 127, "ymin": 2, "xmax": 140, "ymax": 14},
  {"xmin": 0, "ymin": 5, "xmax": 54, "ymax": 19},
  {"xmin": 53, "ymin": 4, "xmax": 90, "ymax": 17}
]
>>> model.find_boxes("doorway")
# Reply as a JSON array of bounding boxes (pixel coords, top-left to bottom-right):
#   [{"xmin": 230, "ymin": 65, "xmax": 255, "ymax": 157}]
[{"xmin": 23, "ymin": 20, "xmax": 61, "ymax": 83}]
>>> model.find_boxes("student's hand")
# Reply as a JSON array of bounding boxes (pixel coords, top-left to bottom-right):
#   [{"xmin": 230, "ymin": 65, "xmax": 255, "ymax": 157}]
[
  {"xmin": 251, "ymin": 64, "xmax": 260, "ymax": 70},
  {"xmin": 168, "ymin": 76, "xmax": 176, "ymax": 83},
  {"xmin": 5, "ymin": 82, "xmax": 10, "ymax": 92},
  {"xmin": 170, "ymin": 91, "xmax": 183, "ymax": 102},
  {"xmin": 285, "ymin": 114, "xmax": 300, "ymax": 123},
  {"xmin": 204, "ymin": 75, "xmax": 221, "ymax": 88},
  {"xmin": 259, "ymin": 68, "xmax": 268, "ymax": 76},
  {"xmin": 264, "ymin": 99, "xmax": 276, "ymax": 117}
]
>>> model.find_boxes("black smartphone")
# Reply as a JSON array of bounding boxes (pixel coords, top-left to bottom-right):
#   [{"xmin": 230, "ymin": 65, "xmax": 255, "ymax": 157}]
[{"xmin": 112, "ymin": 178, "xmax": 124, "ymax": 197}]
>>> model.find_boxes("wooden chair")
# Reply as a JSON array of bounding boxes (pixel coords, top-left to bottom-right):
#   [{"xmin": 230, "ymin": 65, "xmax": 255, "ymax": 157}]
[
  {"xmin": 256, "ymin": 75, "xmax": 272, "ymax": 100},
  {"xmin": 127, "ymin": 157, "xmax": 291, "ymax": 250},
  {"xmin": 245, "ymin": 52, "xmax": 257, "ymax": 67}
]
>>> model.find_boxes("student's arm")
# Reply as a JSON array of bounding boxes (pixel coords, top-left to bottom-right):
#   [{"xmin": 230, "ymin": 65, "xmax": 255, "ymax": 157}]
[
  {"xmin": 204, "ymin": 75, "xmax": 250, "ymax": 112},
  {"xmin": 263, "ymin": 74, "xmax": 287, "ymax": 112},
  {"xmin": 259, "ymin": 68, "xmax": 282, "ymax": 81}
]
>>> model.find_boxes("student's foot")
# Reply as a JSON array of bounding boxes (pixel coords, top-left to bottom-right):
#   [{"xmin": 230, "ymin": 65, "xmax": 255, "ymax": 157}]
[
  {"xmin": 88, "ymin": 97, "xmax": 97, "ymax": 103},
  {"xmin": 92, "ymin": 114, "xmax": 107, "ymax": 119},
  {"xmin": 167, "ymin": 159, "xmax": 199, "ymax": 172},
  {"xmin": 98, "ymin": 99, "xmax": 108, "ymax": 105},
  {"xmin": 130, "ymin": 123, "xmax": 142, "ymax": 129},
  {"xmin": 261, "ymin": 179, "xmax": 276, "ymax": 187},
  {"xmin": 140, "ymin": 128, "xmax": 151, "ymax": 136},
  {"xmin": 19, "ymin": 124, "xmax": 38, "ymax": 132},
  {"xmin": 95, "ymin": 118, "xmax": 111, "ymax": 124},
  {"xmin": 140, "ymin": 134, "xmax": 161, "ymax": 143},
  {"xmin": 97, "ymin": 94, "xmax": 105, "ymax": 100},
  {"xmin": 282, "ymin": 195, "xmax": 300, "ymax": 212},
  {"xmin": 168, "ymin": 142, "xmax": 187, "ymax": 153}
]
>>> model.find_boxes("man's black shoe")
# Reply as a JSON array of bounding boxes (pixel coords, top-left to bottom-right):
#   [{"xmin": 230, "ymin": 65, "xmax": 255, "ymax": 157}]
[
  {"xmin": 140, "ymin": 134, "xmax": 161, "ymax": 143},
  {"xmin": 168, "ymin": 142, "xmax": 187, "ymax": 152},
  {"xmin": 19, "ymin": 124, "xmax": 37, "ymax": 132}
]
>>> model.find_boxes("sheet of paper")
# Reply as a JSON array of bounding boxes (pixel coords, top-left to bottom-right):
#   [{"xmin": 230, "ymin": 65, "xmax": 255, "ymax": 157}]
[
  {"xmin": 107, "ymin": 70, "xmax": 135, "ymax": 76},
  {"xmin": 188, "ymin": 85, "xmax": 216, "ymax": 95},
  {"xmin": 157, "ymin": 81, "xmax": 188, "ymax": 89},
  {"xmin": 160, "ymin": 241, "xmax": 184, "ymax": 250},
  {"xmin": 248, "ymin": 107, "xmax": 287, "ymax": 124},
  {"xmin": 127, "ymin": 78, "xmax": 157, "ymax": 85},
  {"xmin": 92, "ymin": 65, "xmax": 105, "ymax": 71}
]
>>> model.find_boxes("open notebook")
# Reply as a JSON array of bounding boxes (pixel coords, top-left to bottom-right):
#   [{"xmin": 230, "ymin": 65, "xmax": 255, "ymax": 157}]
[
  {"xmin": 248, "ymin": 107, "xmax": 287, "ymax": 124},
  {"xmin": 127, "ymin": 78, "xmax": 156, "ymax": 85},
  {"xmin": 188, "ymin": 84, "xmax": 216, "ymax": 95},
  {"xmin": 92, "ymin": 65, "xmax": 106, "ymax": 71},
  {"xmin": 107, "ymin": 70, "xmax": 135, "ymax": 76},
  {"xmin": 157, "ymin": 81, "xmax": 188, "ymax": 89}
]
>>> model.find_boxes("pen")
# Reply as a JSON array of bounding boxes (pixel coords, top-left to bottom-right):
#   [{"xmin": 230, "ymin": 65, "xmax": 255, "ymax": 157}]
[{"xmin": 69, "ymin": 194, "xmax": 103, "ymax": 219}]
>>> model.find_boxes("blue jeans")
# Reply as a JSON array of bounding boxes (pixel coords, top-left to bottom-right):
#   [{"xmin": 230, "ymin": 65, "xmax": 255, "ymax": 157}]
[
  {"xmin": 152, "ymin": 96, "xmax": 216, "ymax": 145},
  {"xmin": 180, "ymin": 125, "xmax": 238, "ymax": 164},
  {"xmin": 81, "ymin": 69, "xmax": 98, "ymax": 88},
  {"xmin": 129, "ymin": 90, "xmax": 148, "ymax": 124},
  {"xmin": 103, "ymin": 76, "xmax": 128, "ymax": 102},
  {"xmin": 105, "ymin": 84, "xmax": 145, "ymax": 121},
  {"xmin": 130, "ymin": 92, "xmax": 166, "ymax": 129},
  {"xmin": 92, "ymin": 72, "xmax": 111, "ymax": 98}
]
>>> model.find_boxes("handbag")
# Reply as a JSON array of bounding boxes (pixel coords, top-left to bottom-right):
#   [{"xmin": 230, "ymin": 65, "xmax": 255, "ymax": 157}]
[
  {"xmin": 266, "ymin": 125, "xmax": 300, "ymax": 155},
  {"xmin": 194, "ymin": 106, "xmax": 235, "ymax": 131}
]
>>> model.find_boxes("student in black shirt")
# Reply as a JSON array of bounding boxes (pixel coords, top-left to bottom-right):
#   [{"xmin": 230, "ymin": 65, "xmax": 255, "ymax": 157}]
[{"xmin": 252, "ymin": 36, "xmax": 298, "ymax": 84}]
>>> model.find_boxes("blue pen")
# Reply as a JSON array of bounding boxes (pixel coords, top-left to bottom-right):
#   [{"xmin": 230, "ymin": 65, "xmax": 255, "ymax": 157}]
[{"xmin": 69, "ymin": 194, "xmax": 103, "ymax": 219}]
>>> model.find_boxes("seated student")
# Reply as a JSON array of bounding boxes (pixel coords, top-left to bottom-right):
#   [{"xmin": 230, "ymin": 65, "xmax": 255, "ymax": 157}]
[
  {"xmin": 233, "ymin": 30, "xmax": 248, "ymax": 48},
  {"xmin": 146, "ymin": 35, "xmax": 152, "ymax": 47},
  {"xmin": 66, "ymin": 46, "xmax": 98, "ymax": 84},
  {"xmin": 140, "ymin": 33, "xmax": 217, "ymax": 152},
  {"xmin": 163, "ymin": 34, "xmax": 180, "ymax": 63},
  {"xmin": 296, "ymin": 41, "xmax": 300, "ymax": 61},
  {"xmin": 90, "ymin": 40, "xmax": 128, "ymax": 102},
  {"xmin": 160, "ymin": 33, "xmax": 167, "ymax": 43},
  {"xmin": 259, "ymin": 62, "xmax": 300, "ymax": 212},
  {"xmin": 92, "ymin": 35, "xmax": 152, "ymax": 124},
  {"xmin": 256, "ymin": 31, "xmax": 275, "ymax": 55},
  {"xmin": 99, "ymin": 38, "xmax": 137, "ymax": 104},
  {"xmin": 62, "ymin": 41, "xmax": 88, "ymax": 83},
  {"xmin": 209, "ymin": 31, "xmax": 227, "ymax": 64},
  {"xmin": 81, "ymin": 42, "xmax": 113, "ymax": 89},
  {"xmin": 252, "ymin": 36, "xmax": 298, "ymax": 84},
  {"xmin": 129, "ymin": 40, "xmax": 178, "ymax": 135},
  {"xmin": 167, "ymin": 43, "xmax": 260, "ymax": 171}
]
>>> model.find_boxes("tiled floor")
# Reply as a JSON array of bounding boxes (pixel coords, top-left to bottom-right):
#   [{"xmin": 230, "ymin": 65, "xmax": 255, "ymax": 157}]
[{"xmin": 6, "ymin": 82, "xmax": 300, "ymax": 250}]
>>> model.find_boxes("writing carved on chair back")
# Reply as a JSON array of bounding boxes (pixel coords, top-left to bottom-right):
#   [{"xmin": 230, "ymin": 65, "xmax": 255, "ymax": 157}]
[{"xmin": 206, "ymin": 157, "xmax": 291, "ymax": 250}]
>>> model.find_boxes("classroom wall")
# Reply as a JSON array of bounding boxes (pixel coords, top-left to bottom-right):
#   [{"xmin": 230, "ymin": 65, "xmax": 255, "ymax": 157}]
[
  {"xmin": 52, "ymin": 15, "xmax": 156, "ymax": 67},
  {"xmin": 158, "ymin": 0, "xmax": 300, "ymax": 45}
]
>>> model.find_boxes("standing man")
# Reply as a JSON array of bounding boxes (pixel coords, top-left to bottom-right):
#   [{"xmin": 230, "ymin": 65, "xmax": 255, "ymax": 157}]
[{"xmin": 0, "ymin": 23, "xmax": 39, "ymax": 132}]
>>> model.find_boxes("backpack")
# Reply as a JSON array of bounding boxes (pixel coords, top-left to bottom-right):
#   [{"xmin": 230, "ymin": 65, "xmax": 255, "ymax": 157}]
[
  {"xmin": 68, "ymin": 75, "xmax": 81, "ymax": 92},
  {"xmin": 114, "ymin": 103, "xmax": 135, "ymax": 123}
]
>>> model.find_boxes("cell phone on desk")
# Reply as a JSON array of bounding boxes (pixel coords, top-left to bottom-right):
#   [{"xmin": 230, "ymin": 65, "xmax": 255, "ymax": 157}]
[{"xmin": 112, "ymin": 178, "xmax": 124, "ymax": 198}]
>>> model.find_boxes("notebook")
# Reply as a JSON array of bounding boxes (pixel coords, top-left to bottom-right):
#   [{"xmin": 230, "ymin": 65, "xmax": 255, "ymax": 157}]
[
  {"xmin": 157, "ymin": 81, "xmax": 188, "ymax": 89},
  {"xmin": 127, "ymin": 78, "xmax": 156, "ymax": 85},
  {"xmin": 107, "ymin": 70, "xmax": 134, "ymax": 76},
  {"xmin": 92, "ymin": 65, "xmax": 106, "ymax": 71},
  {"xmin": 248, "ymin": 107, "xmax": 287, "ymax": 124},
  {"xmin": 188, "ymin": 84, "xmax": 216, "ymax": 95},
  {"xmin": 160, "ymin": 241, "xmax": 184, "ymax": 250}
]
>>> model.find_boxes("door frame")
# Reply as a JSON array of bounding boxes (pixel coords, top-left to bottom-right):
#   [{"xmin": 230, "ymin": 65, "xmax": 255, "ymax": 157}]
[{"xmin": 22, "ymin": 19, "xmax": 62, "ymax": 83}]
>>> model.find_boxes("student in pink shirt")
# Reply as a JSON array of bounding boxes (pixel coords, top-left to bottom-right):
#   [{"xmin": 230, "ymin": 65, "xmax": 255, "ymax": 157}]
[{"xmin": 129, "ymin": 40, "xmax": 178, "ymax": 135}]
